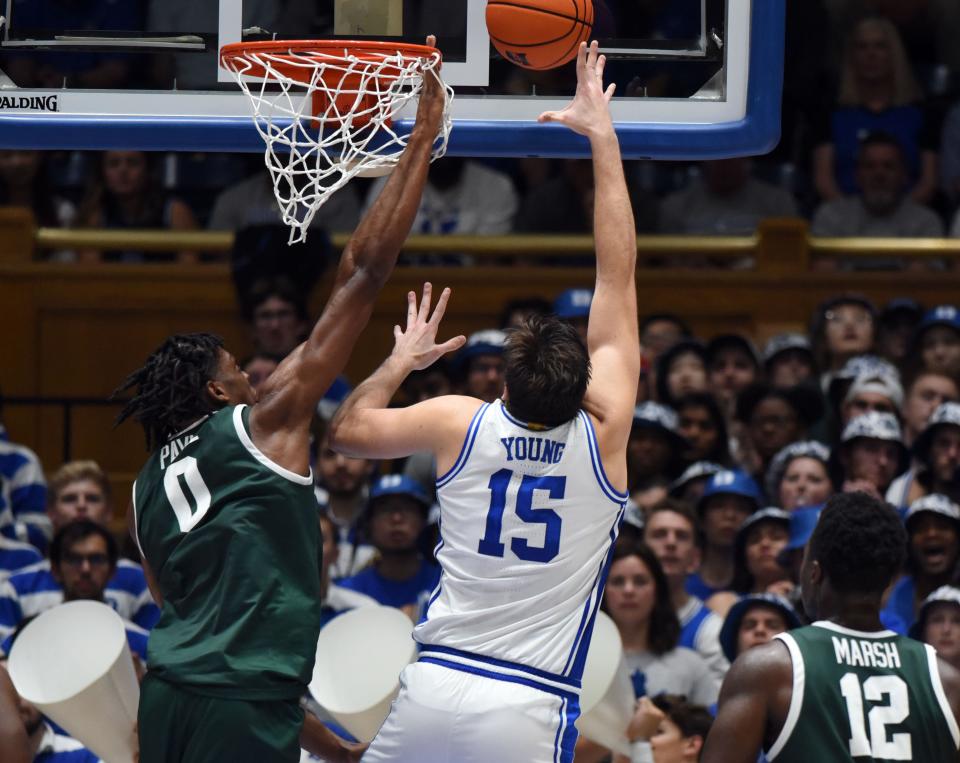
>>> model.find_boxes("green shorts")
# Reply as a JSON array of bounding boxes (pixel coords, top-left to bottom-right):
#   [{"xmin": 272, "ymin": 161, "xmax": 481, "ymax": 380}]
[{"xmin": 138, "ymin": 674, "xmax": 303, "ymax": 763}]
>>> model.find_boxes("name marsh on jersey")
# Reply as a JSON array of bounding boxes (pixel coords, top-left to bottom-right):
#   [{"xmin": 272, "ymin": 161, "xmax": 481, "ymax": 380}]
[
  {"xmin": 832, "ymin": 636, "xmax": 902, "ymax": 669},
  {"xmin": 501, "ymin": 436, "xmax": 566, "ymax": 464}
]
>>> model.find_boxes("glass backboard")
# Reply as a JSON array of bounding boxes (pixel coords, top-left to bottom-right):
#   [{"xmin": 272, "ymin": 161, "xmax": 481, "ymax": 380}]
[{"xmin": 0, "ymin": 0, "xmax": 784, "ymax": 159}]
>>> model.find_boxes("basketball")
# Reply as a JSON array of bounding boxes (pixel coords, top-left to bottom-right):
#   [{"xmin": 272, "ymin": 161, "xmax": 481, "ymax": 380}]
[{"xmin": 486, "ymin": 0, "xmax": 594, "ymax": 71}]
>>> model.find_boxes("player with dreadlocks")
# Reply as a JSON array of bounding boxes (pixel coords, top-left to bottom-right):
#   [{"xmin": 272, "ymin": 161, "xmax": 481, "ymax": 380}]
[{"xmin": 116, "ymin": 57, "xmax": 446, "ymax": 763}]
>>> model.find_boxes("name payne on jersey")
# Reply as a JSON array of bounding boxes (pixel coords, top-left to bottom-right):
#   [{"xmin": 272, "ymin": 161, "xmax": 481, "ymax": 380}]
[
  {"xmin": 832, "ymin": 636, "xmax": 902, "ymax": 670},
  {"xmin": 159, "ymin": 434, "xmax": 200, "ymax": 470},
  {"xmin": 500, "ymin": 436, "xmax": 566, "ymax": 464}
]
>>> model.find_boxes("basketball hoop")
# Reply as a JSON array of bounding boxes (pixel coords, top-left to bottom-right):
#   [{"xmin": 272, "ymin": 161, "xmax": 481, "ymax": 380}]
[{"xmin": 220, "ymin": 40, "xmax": 454, "ymax": 244}]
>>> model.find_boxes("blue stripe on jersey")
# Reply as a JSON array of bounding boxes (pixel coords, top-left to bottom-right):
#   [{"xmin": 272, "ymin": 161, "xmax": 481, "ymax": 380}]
[
  {"xmin": 418, "ymin": 655, "xmax": 580, "ymax": 702},
  {"xmin": 563, "ymin": 506, "xmax": 625, "ymax": 679},
  {"xmin": 556, "ymin": 696, "xmax": 580, "ymax": 763},
  {"xmin": 422, "ymin": 524, "xmax": 445, "ymax": 622},
  {"xmin": 419, "ymin": 643, "xmax": 581, "ymax": 690},
  {"xmin": 577, "ymin": 412, "xmax": 629, "ymax": 504},
  {"xmin": 553, "ymin": 697, "xmax": 566, "ymax": 763},
  {"xmin": 436, "ymin": 403, "xmax": 490, "ymax": 488}
]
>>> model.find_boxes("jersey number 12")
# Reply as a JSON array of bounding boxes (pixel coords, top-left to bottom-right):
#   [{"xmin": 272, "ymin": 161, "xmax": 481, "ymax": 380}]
[
  {"xmin": 839, "ymin": 672, "xmax": 911, "ymax": 759},
  {"xmin": 478, "ymin": 469, "xmax": 563, "ymax": 563}
]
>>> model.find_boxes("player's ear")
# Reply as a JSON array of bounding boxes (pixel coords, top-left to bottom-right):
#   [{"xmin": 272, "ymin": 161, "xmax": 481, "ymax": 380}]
[
  {"xmin": 684, "ymin": 735, "xmax": 704, "ymax": 758},
  {"xmin": 206, "ymin": 378, "xmax": 230, "ymax": 405},
  {"xmin": 502, "ymin": 383, "xmax": 510, "ymax": 401}
]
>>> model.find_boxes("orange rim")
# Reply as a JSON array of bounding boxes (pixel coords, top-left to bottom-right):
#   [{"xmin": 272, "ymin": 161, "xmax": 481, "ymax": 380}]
[{"xmin": 220, "ymin": 39, "xmax": 441, "ymax": 84}]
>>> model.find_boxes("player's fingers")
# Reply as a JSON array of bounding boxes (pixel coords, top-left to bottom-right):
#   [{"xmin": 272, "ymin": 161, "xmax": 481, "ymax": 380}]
[
  {"xmin": 576, "ymin": 41, "xmax": 587, "ymax": 74},
  {"xmin": 425, "ymin": 34, "xmax": 436, "ymax": 48},
  {"xmin": 596, "ymin": 53, "xmax": 607, "ymax": 78},
  {"xmin": 418, "ymin": 282, "xmax": 433, "ymax": 322},
  {"xmin": 429, "ymin": 287, "xmax": 453, "ymax": 324},
  {"xmin": 438, "ymin": 335, "xmax": 467, "ymax": 355},
  {"xmin": 587, "ymin": 40, "xmax": 599, "ymax": 69},
  {"xmin": 406, "ymin": 290, "xmax": 418, "ymax": 325},
  {"xmin": 394, "ymin": 325, "xmax": 403, "ymax": 341},
  {"xmin": 604, "ymin": 82, "xmax": 616, "ymax": 102}
]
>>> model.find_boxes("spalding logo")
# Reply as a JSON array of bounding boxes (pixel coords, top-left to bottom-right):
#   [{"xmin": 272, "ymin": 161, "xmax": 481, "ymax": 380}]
[{"xmin": 0, "ymin": 95, "xmax": 59, "ymax": 111}]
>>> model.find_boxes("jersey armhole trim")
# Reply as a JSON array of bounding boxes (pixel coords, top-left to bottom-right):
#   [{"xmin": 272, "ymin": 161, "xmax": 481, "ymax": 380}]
[
  {"xmin": 436, "ymin": 402, "xmax": 489, "ymax": 488},
  {"xmin": 578, "ymin": 411, "xmax": 629, "ymax": 504},
  {"xmin": 766, "ymin": 633, "xmax": 804, "ymax": 761},
  {"xmin": 232, "ymin": 405, "xmax": 313, "ymax": 485},
  {"xmin": 130, "ymin": 480, "xmax": 146, "ymax": 560},
  {"xmin": 925, "ymin": 642, "xmax": 960, "ymax": 748}
]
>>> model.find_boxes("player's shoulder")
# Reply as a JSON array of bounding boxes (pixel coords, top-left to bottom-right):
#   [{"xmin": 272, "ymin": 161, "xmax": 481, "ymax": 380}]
[{"xmin": 724, "ymin": 638, "xmax": 793, "ymax": 695}]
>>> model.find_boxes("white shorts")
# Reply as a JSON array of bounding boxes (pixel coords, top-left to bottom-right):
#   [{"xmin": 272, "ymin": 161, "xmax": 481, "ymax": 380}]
[{"xmin": 361, "ymin": 658, "xmax": 581, "ymax": 763}]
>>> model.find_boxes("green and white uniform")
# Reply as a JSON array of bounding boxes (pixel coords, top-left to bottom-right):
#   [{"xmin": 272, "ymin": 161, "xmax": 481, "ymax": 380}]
[
  {"xmin": 133, "ymin": 404, "xmax": 321, "ymax": 762},
  {"xmin": 768, "ymin": 621, "xmax": 959, "ymax": 762}
]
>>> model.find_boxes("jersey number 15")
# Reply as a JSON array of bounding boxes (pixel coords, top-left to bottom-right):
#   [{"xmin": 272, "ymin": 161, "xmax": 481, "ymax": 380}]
[{"xmin": 478, "ymin": 469, "xmax": 564, "ymax": 563}]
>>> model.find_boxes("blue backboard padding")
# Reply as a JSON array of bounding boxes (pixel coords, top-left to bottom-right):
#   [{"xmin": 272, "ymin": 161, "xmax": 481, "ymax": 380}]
[{"xmin": 0, "ymin": 2, "xmax": 784, "ymax": 159}]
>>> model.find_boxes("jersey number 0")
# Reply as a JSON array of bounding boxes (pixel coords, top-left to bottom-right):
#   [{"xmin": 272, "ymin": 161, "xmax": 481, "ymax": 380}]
[
  {"xmin": 163, "ymin": 457, "xmax": 212, "ymax": 533},
  {"xmin": 477, "ymin": 469, "xmax": 564, "ymax": 563}
]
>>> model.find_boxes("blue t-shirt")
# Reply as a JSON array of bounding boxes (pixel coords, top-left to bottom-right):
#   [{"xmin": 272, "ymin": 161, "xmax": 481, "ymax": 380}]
[
  {"xmin": 338, "ymin": 559, "xmax": 440, "ymax": 609},
  {"xmin": 824, "ymin": 105, "xmax": 933, "ymax": 194},
  {"xmin": 880, "ymin": 575, "xmax": 916, "ymax": 635},
  {"xmin": 685, "ymin": 572, "xmax": 726, "ymax": 601}
]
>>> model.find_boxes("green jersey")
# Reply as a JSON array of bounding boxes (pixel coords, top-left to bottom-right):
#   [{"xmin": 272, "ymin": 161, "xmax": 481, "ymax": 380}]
[
  {"xmin": 133, "ymin": 404, "xmax": 321, "ymax": 700},
  {"xmin": 768, "ymin": 621, "xmax": 959, "ymax": 762}
]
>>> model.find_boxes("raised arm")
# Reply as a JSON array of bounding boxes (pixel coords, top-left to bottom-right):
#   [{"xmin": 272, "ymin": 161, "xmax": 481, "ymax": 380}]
[
  {"xmin": 539, "ymin": 41, "xmax": 640, "ymax": 465},
  {"xmin": 249, "ymin": 41, "xmax": 447, "ymax": 470},
  {"xmin": 329, "ymin": 283, "xmax": 475, "ymax": 474}
]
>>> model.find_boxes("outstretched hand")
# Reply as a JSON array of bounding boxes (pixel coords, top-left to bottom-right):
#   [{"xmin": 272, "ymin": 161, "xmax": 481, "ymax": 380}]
[
  {"xmin": 538, "ymin": 40, "xmax": 615, "ymax": 139},
  {"xmin": 415, "ymin": 34, "xmax": 446, "ymax": 133},
  {"xmin": 392, "ymin": 283, "xmax": 466, "ymax": 372}
]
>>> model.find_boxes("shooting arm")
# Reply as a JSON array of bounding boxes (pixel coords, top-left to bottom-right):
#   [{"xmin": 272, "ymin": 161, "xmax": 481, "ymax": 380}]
[{"xmin": 251, "ymin": 57, "xmax": 446, "ymax": 445}]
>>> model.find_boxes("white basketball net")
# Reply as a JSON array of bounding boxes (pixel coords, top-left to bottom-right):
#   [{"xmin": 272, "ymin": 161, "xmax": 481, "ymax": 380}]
[{"xmin": 223, "ymin": 45, "xmax": 454, "ymax": 244}]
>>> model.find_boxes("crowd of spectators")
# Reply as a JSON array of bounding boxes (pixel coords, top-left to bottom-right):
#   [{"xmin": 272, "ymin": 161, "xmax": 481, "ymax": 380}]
[
  {"xmin": 2, "ymin": 2, "xmax": 960, "ymax": 271},
  {"xmin": 1, "ymin": 282, "xmax": 960, "ymax": 759},
  {"xmin": 6, "ymin": 2, "xmax": 960, "ymax": 761}
]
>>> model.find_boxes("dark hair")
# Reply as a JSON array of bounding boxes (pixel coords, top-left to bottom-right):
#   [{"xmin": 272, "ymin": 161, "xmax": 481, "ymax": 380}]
[
  {"xmin": 858, "ymin": 131, "xmax": 906, "ymax": 166},
  {"xmin": 674, "ymin": 392, "xmax": 732, "ymax": 466},
  {"xmin": 903, "ymin": 367, "xmax": 959, "ymax": 398},
  {"xmin": 603, "ymin": 539, "xmax": 681, "ymax": 655},
  {"xmin": 499, "ymin": 297, "xmax": 552, "ymax": 329},
  {"xmin": 503, "ymin": 315, "xmax": 591, "ymax": 427},
  {"xmin": 645, "ymin": 497, "xmax": 703, "ymax": 549},
  {"xmin": 808, "ymin": 492, "xmax": 907, "ymax": 596},
  {"xmin": 77, "ymin": 151, "xmax": 167, "ymax": 229},
  {"xmin": 114, "ymin": 333, "xmax": 225, "ymax": 451},
  {"xmin": 655, "ymin": 341, "xmax": 708, "ymax": 407},
  {"xmin": 651, "ymin": 694, "xmax": 714, "ymax": 741},
  {"xmin": 641, "ymin": 313, "xmax": 693, "ymax": 338},
  {"xmin": 49, "ymin": 520, "xmax": 119, "ymax": 570},
  {"xmin": 809, "ymin": 294, "xmax": 877, "ymax": 371},
  {"xmin": 241, "ymin": 275, "xmax": 310, "ymax": 324},
  {"xmin": 730, "ymin": 517, "xmax": 789, "ymax": 594}
]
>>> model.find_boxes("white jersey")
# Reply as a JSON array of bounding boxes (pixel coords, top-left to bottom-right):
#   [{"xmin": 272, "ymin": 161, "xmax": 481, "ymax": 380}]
[{"xmin": 415, "ymin": 399, "xmax": 626, "ymax": 692}]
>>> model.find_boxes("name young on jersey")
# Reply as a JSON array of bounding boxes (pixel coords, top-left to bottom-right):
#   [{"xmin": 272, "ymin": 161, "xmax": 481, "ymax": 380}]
[
  {"xmin": 832, "ymin": 636, "xmax": 902, "ymax": 669},
  {"xmin": 159, "ymin": 434, "xmax": 199, "ymax": 469},
  {"xmin": 500, "ymin": 436, "xmax": 566, "ymax": 464}
]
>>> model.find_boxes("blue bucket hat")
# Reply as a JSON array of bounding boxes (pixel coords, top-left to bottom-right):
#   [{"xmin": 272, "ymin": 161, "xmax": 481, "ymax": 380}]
[
  {"xmin": 719, "ymin": 593, "xmax": 802, "ymax": 662},
  {"xmin": 456, "ymin": 329, "xmax": 507, "ymax": 368},
  {"xmin": 785, "ymin": 504, "xmax": 824, "ymax": 552},
  {"xmin": 369, "ymin": 475, "xmax": 431, "ymax": 510},
  {"xmin": 916, "ymin": 305, "xmax": 960, "ymax": 337},
  {"xmin": 669, "ymin": 461, "xmax": 725, "ymax": 498},
  {"xmin": 697, "ymin": 470, "xmax": 763, "ymax": 514},
  {"xmin": 553, "ymin": 288, "xmax": 593, "ymax": 319}
]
